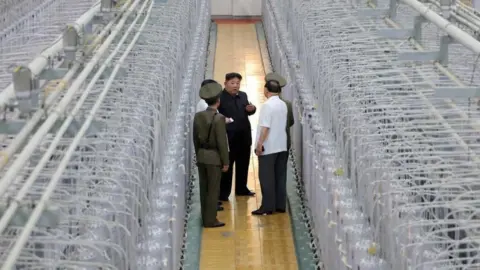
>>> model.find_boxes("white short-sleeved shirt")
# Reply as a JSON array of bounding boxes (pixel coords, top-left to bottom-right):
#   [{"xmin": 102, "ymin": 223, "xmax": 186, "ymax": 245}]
[
  {"xmin": 255, "ymin": 95, "xmax": 287, "ymax": 155},
  {"xmin": 196, "ymin": 99, "xmax": 208, "ymax": 112},
  {"xmin": 196, "ymin": 100, "xmax": 234, "ymax": 124}
]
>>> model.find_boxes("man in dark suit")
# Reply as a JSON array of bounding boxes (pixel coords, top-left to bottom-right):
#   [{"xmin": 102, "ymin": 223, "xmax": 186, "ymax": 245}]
[
  {"xmin": 193, "ymin": 83, "xmax": 230, "ymax": 227},
  {"xmin": 218, "ymin": 72, "xmax": 256, "ymax": 201}
]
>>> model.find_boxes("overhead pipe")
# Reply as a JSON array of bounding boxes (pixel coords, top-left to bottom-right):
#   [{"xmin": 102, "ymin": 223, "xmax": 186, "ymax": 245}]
[
  {"xmin": 453, "ymin": 6, "xmax": 480, "ymax": 31},
  {"xmin": 427, "ymin": 0, "xmax": 480, "ymax": 33},
  {"xmin": 452, "ymin": 11, "xmax": 480, "ymax": 32},
  {"xmin": 371, "ymin": 0, "xmax": 480, "ymax": 160},
  {"xmin": 0, "ymin": 1, "xmax": 153, "ymax": 266},
  {"xmin": 456, "ymin": 0, "xmax": 480, "ymax": 19},
  {"xmin": 0, "ymin": 0, "xmax": 150, "ymax": 237},
  {"xmin": 0, "ymin": 0, "xmax": 143, "ymax": 197},
  {"xmin": 360, "ymin": 1, "xmax": 480, "ymax": 165},
  {"xmin": 0, "ymin": 2, "xmax": 101, "ymax": 108},
  {"xmin": 0, "ymin": 0, "xmax": 133, "ymax": 172},
  {"xmin": 402, "ymin": 0, "xmax": 480, "ymax": 54}
]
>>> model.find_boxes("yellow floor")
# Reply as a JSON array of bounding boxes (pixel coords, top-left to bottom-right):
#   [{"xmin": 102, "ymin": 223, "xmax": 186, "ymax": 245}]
[{"xmin": 199, "ymin": 22, "xmax": 298, "ymax": 270}]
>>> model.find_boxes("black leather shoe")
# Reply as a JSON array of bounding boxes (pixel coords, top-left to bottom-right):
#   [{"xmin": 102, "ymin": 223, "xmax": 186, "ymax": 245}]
[
  {"xmin": 217, "ymin": 201, "xmax": 222, "ymax": 206},
  {"xmin": 204, "ymin": 221, "xmax": 225, "ymax": 228},
  {"xmin": 236, "ymin": 190, "xmax": 255, "ymax": 197},
  {"xmin": 217, "ymin": 206, "xmax": 224, "ymax": 211},
  {"xmin": 276, "ymin": 209, "xmax": 286, "ymax": 213},
  {"xmin": 252, "ymin": 209, "xmax": 273, "ymax": 216}
]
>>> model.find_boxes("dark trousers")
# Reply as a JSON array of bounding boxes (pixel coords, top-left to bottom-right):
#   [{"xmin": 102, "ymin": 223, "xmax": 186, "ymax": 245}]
[
  {"xmin": 219, "ymin": 132, "xmax": 251, "ymax": 200},
  {"xmin": 258, "ymin": 151, "xmax": 288, "ymax": 212},
  {"xmin": 197, "ymin": 163, "xmax": 222, "ymax": 227}
]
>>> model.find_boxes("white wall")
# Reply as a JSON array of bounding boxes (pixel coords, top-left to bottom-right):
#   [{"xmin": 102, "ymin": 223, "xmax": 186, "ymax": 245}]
[
  {"xmin": 211, "ymin": 0, "xmax": 232, "ymax": 15},
  {"xmin": 473, "ymin": 0, "xmax": 480, "ymax": 10},
  {"xmin": 211, "ymin": 0, "xmax": 262, "ymax": 16}
]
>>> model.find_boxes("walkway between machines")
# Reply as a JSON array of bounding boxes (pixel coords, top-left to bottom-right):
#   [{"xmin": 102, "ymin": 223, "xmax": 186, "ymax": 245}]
[{"xmin": 199, "ymin": 21, "xmax": 298, "ymax": 270}]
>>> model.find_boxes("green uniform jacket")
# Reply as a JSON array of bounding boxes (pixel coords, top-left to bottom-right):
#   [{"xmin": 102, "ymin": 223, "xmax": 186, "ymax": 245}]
[
  {"xmin": 193, "ymin": 108, "xmax": 230, "ymax": 166},
  {"xmin": 281, "ymin": 97, "xmax": 295, "ymax": 150}
]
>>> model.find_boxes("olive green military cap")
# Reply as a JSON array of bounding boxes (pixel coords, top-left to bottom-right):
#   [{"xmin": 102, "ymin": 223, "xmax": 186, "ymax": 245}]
[
  {"xmin": 199, "ymin": 82, "xmax": 222, "ymax": 100},
  {"xmin": 265, "ymin": 72, "xmax": 287, "ymax": 87}
]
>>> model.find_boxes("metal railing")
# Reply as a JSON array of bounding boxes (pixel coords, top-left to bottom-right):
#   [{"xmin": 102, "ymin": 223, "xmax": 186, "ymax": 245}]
[
  {"xmin": 263, "ymin": 0, "xmax": 480, "ymax": 268},
  {"xmin": 0, "ymin": 0, "xmax": 210, "ymax": 268}
]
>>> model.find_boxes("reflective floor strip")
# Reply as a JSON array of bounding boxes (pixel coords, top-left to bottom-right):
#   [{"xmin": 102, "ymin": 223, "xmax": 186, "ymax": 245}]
[
  {"xmin": 181, "ymin": 170, "xmax": 202, "ymax": 270},
  {"xmin": 287, "ymin": 153, "xmax": 321, "ymax": 269}
]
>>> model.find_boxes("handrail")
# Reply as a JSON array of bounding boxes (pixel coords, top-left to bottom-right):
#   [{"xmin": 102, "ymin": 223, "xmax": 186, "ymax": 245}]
[
  {"xmin": 0, "ymin": 2, "xmax": 101, "ymax": 109},
  {"xmin": 0, "ymin": 0, "xmax": 152, "ymax": 267},
  {"xmin": 403, "ymin": 0, "xmax": 480, "ymax": 54},
  {"xmin": 0, "ymin": 0, "xmax": 142, "ymax": 197},
  {"xmin": 0, "ymin": 0, "xmax": 133, "ymax": 172}
]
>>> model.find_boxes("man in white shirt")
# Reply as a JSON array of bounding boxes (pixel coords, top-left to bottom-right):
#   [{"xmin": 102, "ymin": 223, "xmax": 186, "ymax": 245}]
[
  {"xmin": 252, "ymin": 80, "xmax": 288, "ymax": 215},
  {"xmin": 265, "ymin": 73, "xmax": 294, "ymax": 214},
  {"xmin": 196, "ymin": 98, "xmax": 208, "ymax": 112},
  {"xmin": 196, "ymin": 79, "xmax": 217, "ymax": 112}
]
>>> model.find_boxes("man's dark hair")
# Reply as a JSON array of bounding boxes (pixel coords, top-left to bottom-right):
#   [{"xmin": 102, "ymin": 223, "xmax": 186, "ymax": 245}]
[
  {"xmin": 265, "ymin": 80, "xmax": 281, "ymax": 93},
  {"xmin": 201, "ymin": 79, "xmax": 217, "ymax": 87},
  {"xmin": 225, "ymin": 72, "xmax": 242, "ymax": 81},
  {"xmin": 205, "ymin": 95, "xmax": 220, "ymax": 106}
]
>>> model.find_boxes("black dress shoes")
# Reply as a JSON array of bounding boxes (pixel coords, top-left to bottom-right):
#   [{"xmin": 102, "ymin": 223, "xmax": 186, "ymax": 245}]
[
  {"xmin": 236, "ymin": 190, "xmax": 256, "ymax": 197},
  {"xmin": 217, "ymin": 205, "xmax": 224, "ymax": 211},
  {"xmin": 276, "ymin": 209, "xmax": 286, "ymax": 213},
  {"xmin": 204, "ymin": 221, "xmax": 225, "ymax": 228},
  {"xmin": 252, "ymin": 209, "xmax": 273, "ymax": 216}
]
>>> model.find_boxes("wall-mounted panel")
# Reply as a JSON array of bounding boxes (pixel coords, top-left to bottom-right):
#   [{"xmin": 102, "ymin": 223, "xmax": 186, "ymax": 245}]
[
  {"xmin": 211, "ymin": 0, "xmax": 232, "ymax": 15},
  {"xmin": 211, "ymin": 0, "xmax": 261, "ymax": 16},
  {"xmin": 233, "ymin": 0, "xmax": 262, "ymax": 16}
]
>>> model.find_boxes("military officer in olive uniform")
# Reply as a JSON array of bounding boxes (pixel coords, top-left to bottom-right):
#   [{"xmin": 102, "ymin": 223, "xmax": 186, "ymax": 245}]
[
  {"xmin": 193, "ymin": 83, "xmax": 230, "ymax": 228},
  {"xmin": 265, "ymin": 72, "xmax": 294, "ymax": 150}
]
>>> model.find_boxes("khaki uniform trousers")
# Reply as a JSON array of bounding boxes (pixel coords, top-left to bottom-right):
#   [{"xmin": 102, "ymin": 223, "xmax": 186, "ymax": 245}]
[{"xmin": 197, "ymin": 163, "xmax": 222, "ymax": 227}]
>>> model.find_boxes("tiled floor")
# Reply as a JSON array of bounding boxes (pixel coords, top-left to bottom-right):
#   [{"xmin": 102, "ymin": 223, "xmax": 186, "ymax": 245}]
[{"xmin": 199, "ymin": 22, "xmax": 298, "ymax": 270}]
